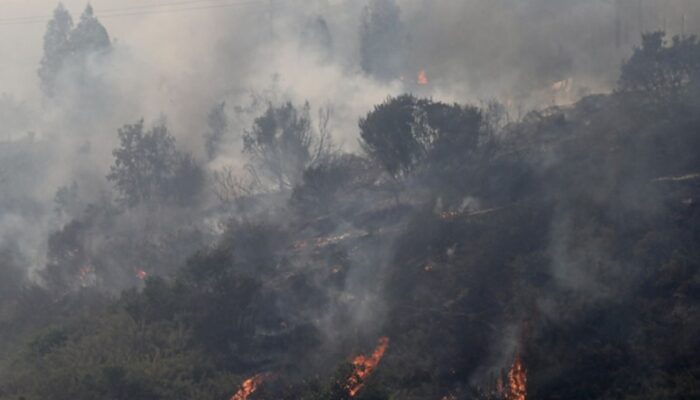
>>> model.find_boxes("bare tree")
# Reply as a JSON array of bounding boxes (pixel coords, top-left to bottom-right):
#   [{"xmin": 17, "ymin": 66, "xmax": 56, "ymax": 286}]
[
  {"xmin": 212, "ymin": 164, "xmax": 262, "ymax": 205},
  {"xmin": 243, "ymin": 102, "xmax": 334, "ymax": 190}
]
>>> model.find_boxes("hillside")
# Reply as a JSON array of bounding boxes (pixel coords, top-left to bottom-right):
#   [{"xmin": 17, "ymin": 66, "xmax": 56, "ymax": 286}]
[{"xmin": 1, "ymin": 31, "xmax": 700, "ymax": 400}]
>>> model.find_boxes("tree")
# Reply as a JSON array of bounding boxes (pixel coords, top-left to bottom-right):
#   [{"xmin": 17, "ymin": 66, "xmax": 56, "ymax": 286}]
[
  {"xmin": 359, "ymin": 95, "xmax": 424, "ymax": 178},
  {"xmin": 300, "ymin": 16, "xmax": 334, "ymax": 62},
  {"xmin": 166, "ymin": 152, "xmax": 205, "ymax": 206},
  {"xmin": 212, "ymin": 165, "xmax": 261, "ymax": 206},
  {"xmin": 290, "ymin": 154, "xmax": 369, "ymax": 217},
  {"xmin": 37, "ymin": 4, "xmax": 110, "ymax": 98},
  {"xmin": 42, "ymin": 219, "xmax": 90, "ymax": 293},
  {"xmin": 421, "ymin": 100, "xmax": 483, "ymax": 172},
  {"xmin": 107, "ymin": 120, "xmax": 177, "ymax": 206},
  {"xmin": 618, "ymin": 31, "xmax": 700, "ymax": 110},
  {"xmin": 38, "ymin": 3, "xmax": 74, "ymax": 97},
  {"xmin": 68, "ymin": 5, "xmax": 110, "ymax": 56},
  {"xmin": 0, "ymin": 244, "xmax": 27, "ymax": 303},
  {"xmin": 53, "ymin": 181, "xmax": 81, "ymax": 219},
  {"xmin": 359, "ymin": 95, "xmax": 483, "ymax": 179},
  {"xmin": 243, "ymin": 102, "xmax": 332, "ymax": 190},
  {"xmin": 359, "ymin": 0, "xmax": 404, "ymax": 80},
  {"xmin": 108, "ymin": 120, "xmax": 204, "ymax": 207},
  {"xmin": 204, "ymin": 102, "xmax": 228, "ymax": 160}
]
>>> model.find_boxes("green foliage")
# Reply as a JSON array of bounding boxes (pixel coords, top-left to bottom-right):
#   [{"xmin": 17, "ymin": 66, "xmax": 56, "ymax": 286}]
[
  {"xmin": 167, "ymin": 152, "xmax": 206, "ymax": 206},
  {"xmin": 618, "ymin": 31, "xmax": 700, "ymax": 111},
  {"xmin": 38, "ymin": 4, "xmax": 110, "ymax": 97},
  {"xmin": 3, "ymin": 309, "xmax": 236, "ymax": 400},
  {"xmin": 68, "ymin": 5, "xmax": 110, "ymax": 56},
  {"xmin": 359, "ymin": 94, "xmax": 483, "ymax": 179},
  {"xmin": 107, "ymin": 119, "xmax": 204, "ymax": 207},
  {"xmin": 38, "ymin": 4, "xmax": 74, "ymax": 97},
  {"xmin": 42, "ymin": 218, "xmax": 89, "ymax": 293},
  {"xmin": 290, "ymin": 154, "xmax": 371, "ymax": 217},
  {"xmin": 108, "ymin": 119, "xmax": 177, "ymax": 206},
  {"xmin": 28, "ymin": 327, "xmax": 67, "ymax": 356}
]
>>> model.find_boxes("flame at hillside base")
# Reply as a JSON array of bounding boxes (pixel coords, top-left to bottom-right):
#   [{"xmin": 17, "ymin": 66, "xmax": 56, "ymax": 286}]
[
  {"xmin": 230, "ymin": 373, "xmax": 270, "ymax": 400},
  {"xmin": 507, "ymin": 353, "xmax": 526, "ymax": 400},
  {"xmin": 347, "ymin": 336, "xmax": 390, "ymax": 397}
]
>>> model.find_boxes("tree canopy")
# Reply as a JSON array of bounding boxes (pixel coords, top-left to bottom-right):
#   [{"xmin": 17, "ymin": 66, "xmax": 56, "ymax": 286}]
[
  {"xmin": 107, "ymin": 120, "xmax": 203, "ymax": 207},
  {"xmin": 618, "ymin": 31, "xmax": 700, "ymax": 110},
  {"xmin": 359, "ymin": 94, "xmax": 483, "ymax": 179},
  {"xmin": 38, "ymin": 4, "xmax": 110, "ymax": 97}
]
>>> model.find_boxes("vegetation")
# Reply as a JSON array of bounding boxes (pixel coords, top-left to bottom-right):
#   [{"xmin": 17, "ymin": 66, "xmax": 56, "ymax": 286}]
[
  {"xmin": 243, "ymin": 102, "xmax": 333, "ymax": 190},
  {"xmin": 1, "ymin": 8, "xmax": 700, "ymax": 400},
  {"xmin": 108, "ymin": 119, "xmax": 203, "ymax": 207},
  {"xmin": 38, "ymin": 4, "xmax": 110, "ymax": 97}
]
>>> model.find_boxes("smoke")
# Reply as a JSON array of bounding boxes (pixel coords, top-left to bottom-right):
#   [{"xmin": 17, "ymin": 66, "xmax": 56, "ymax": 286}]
[
  {"xmin": 0, "ymin": 2, "xmax": 699, "ymax": 398},
  {"xmin": 0, "ymin": 0, "xmax": 693, "ymax": 335},
  {"xmin": 0, "ymin": 0, "xmax": 696, "ymax": 356}
]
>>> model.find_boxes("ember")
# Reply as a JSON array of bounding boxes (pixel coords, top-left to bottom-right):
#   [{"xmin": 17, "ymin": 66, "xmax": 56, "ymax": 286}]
[
  {"xmin": 347, "ymin": 336, "xmax": 390, "ymax": 397},
  {"xmin": 230, "ymin": 373, "xmax": 270, "ymax": 400},
  {"xmin": 506, "ymin": 353, "xmax": 526, "ymax": 400}
]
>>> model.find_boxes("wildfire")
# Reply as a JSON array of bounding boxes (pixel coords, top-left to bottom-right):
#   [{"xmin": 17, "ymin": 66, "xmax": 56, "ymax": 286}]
[
  {"xmin": 417, "ymin": 69, "xmax": 429, "ymax": 85},
  {"xmin": 135, "ymin": 269, "xmax": 148, "ymax": 280},
  {"xmin": 347, "ymin": 336, "xmax": 390, "ymax": 397},
  {"xmin": 230, "ymin": 373, "xmax": 270, "ymax": 400},
  {"xmin": 506, "ymin": 353, "xmax": 527, "ymax": 400}
]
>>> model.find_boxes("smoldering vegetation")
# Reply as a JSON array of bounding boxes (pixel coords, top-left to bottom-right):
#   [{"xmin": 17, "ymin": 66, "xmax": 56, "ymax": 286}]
[{"xmin": 0, "ymin": 1, "xmax": 700, "ymax": 400}]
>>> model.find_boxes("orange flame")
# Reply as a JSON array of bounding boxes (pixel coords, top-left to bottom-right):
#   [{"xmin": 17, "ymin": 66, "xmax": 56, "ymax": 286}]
[
  {"xmin": 506, "ymin": 353, "xmax": 526, "ymax": 400},
  {"xmin": 347, "ymin": 336, "xmax": 390, "ymax": 397},
  {"xmin": 417, "ymin": 69, "xmax": 429, "ymax": 85},
  {"xmin": 230, "ymin": 373, "xmax": 269, "ymax": 400},
  {"xmin": 135, "ymin": 269, "xmax": 148, "ymax": 280}
]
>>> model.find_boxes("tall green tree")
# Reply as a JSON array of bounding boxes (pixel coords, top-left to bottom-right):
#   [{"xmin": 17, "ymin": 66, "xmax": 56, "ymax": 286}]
[
  {"xmin": 37, "ymin": 4, "xmax": 110, "ymax": 98},
  {"xmin": 38, "ymin": 3, "xmax": 73, "ymax": 97},
  {"xmin": 68, "ymin": 5, "xmax": 110, "ymax": 55}
]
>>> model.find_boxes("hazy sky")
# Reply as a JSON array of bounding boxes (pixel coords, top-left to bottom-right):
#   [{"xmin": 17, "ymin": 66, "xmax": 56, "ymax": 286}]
[
  {"xmin": 3, "ymin": 0, "xmax": 700, "ymax": 104},
  {"xmin": 0, "ymin": 0, "xmax": 258, "ymax": 97}
]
